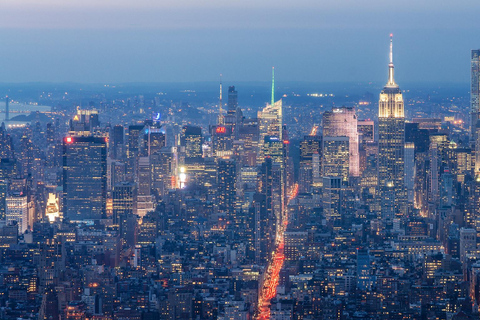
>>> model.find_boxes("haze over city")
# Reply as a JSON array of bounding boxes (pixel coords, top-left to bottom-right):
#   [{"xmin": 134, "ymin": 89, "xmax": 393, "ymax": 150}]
[{"xmin": 0, "ymin": 0, "xmax": 479, "ymax": 83}]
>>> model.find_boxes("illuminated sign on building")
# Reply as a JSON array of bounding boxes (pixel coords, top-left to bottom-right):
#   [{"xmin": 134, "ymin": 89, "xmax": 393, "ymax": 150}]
[
  {"xmin": 45, "ymin": 193, "xmax": 60, "ymax": 222},
  {"xmin": 216, "ymin": 126, "xmax": 226, "ymax": 134}
]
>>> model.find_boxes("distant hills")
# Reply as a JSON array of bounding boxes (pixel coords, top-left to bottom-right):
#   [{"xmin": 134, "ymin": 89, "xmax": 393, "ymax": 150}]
[{"xmin": 10, "ymin": 111, "xmax": 52, "ymax": 122}]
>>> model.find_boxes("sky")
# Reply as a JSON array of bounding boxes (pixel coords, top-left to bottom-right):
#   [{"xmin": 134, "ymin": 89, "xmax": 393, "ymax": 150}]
[{"xmin": 0, "ymin": 0, "xmax": 479, "ymax": 84}]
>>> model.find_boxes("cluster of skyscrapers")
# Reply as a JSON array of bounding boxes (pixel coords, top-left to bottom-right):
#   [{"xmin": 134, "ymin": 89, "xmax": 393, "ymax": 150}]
[{"xmin": 0, "ymin": 39, "xmax": 480, "ymax": 319}]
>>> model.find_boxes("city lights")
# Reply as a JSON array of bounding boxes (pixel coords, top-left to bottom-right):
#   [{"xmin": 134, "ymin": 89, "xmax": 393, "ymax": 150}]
[{"xmin": 0, "ymin": 29, "xmax": 477, "ymax": 320}]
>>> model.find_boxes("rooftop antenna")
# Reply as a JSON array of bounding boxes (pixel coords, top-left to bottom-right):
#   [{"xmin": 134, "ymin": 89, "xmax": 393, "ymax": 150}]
[
  {"xmin": 389, "ymin": 33, "xmax": 393, "ymax": 65},
  {"xmin": 387, "ymin": 33, "xmax": 396, "ymax": 86}
]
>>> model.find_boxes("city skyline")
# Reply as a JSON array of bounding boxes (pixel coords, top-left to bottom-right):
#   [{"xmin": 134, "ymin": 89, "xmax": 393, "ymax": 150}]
[
  {"xmin": 0, "ymin": 40, "xmax": 478, "ymax": 319},
  {"xmin": 1, "ymin": 3, "xmax": 480, "ymax": 320}
]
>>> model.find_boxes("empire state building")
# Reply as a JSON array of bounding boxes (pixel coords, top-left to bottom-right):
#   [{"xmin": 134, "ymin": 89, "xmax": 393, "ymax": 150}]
[{"xmin": 377, "ymin": 35, "xmax": 407, "ymax": 222}]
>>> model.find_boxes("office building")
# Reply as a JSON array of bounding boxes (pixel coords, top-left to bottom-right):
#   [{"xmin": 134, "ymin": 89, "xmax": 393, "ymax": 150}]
[
  {"xmin": 127, "ymin": 124, "xmax": 144, "ymax": 179},
  {"xmin": 258, "ymin": 68, "xmax": 282, "ymax": 163},
  {"xmin": 322, "ymin": 136, "xmax": 349, "ymax": 182},
  {"xmin": 224, "ymin": 86, "xmax": 240, "ymax": 139},
  {"xmin": 471, "ymin": 49, "xmax": 480, "ymax": 144},
  {"xmin": 147, "ymin": 128, "xmax": 166, "ymax": 156},
  {"xmin": 263, "ymin": 136, "xmax": 283, "ymax": 165},
  {"xmin": 113, "ymin": 182, "xmax": 137, "ymax": 247},
  {"xmin": 69, "ymin": 109, "xmax": 100, "ymax": 134},
  {"xmin": 217, "ymin": 158, "xmax": 236, "ymax": 218},
  {"xmin": 299, "ymin": 135, "xmax": 322, "ymax": 193},
  {"xmin": 136, "ymin": 156, "xmax": 154, "ymax": 218},
  {"xmin": 405, "ymin": 142, "xmax": 415, "ymax": 205},
  {"xmin": 6, "ymin": 194, "xmax": 28, "ymax": 233},
  {"xmin": 0, "ymin": 178, "xmax": 6, "ymax": 221},
  {"xmin": 322, "ymin": 106, "xmax": 359, "ymax": 176},
  {"xmin": 151, "ymin": 146, "xmax": 177, "ymax": 197},
  {"xmin": 111, "ymin": 124, "xmax": 124, "ymax": 159},
  {"xmin": 181, "ymin": 125, "xmax": 203, "ymax": 163},
  {"xmin": 62, "ymin": 136, "xmax": 107, "ymax": 221}
]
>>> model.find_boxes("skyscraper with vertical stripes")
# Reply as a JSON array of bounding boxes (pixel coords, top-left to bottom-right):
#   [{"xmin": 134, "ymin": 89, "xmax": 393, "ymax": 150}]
[{"xmin": 377, "ymin": 35, "xmax": 407, "ymax": 222}]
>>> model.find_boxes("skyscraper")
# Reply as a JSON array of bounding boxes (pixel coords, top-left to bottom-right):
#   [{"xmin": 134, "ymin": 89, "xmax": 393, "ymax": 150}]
[
  {"xmin": 113, "ymin": 182, "xmax": 136, "ymax": 222},
  {"xmin": 62, "ymin": 136, "xmax": 107, "ymax": 221},
  {"xmin": 322, "ymin": 137, "xmax": 349, "ymax": 182},
  {"xmin": 256, "ymin": 68, "xmax": 286, "ymax": 232},
  {"xmin": 181, "ymin": 125, "xmax": 203, "ymax": 163},
  {"xmin": 322, "ymin": 106, "xmax": 359, "ymax": 177},
  {"xmin": 113, "ymin": 182, "xmax": 137, "ymax": 246},
  {"xmin": 299, "ymin": 135, "xmax": 322, "ymax": 193},
  {"xmin": 144, "ymin": 127, "xmax": 166, "ymax": 156},
  {"xmin": 111, "ymin": 125, "xmax": 124, "ymax": 160},
  {"xmin": 224, "ymin": 85, "xmax": 242, "ymax": 140},
  {"xmin": 211, "ymin": 124, "xmax": 232, "ymax": 157},
  {"xmin": 69, "ymin": 109, "xmax": 100, "ymax": 133},
  {"xmin": 227, "ymin": 86, "xmax": 238, "ymax": 111},
  {"xmin": 238, "ymin": 118, "xmax": 259, "ymax": 167},
  {"xmin": 151, "ymin": 146, "xmax": 177, "ymax": 197},
  {"xmin": 0, "ymin": 178, "xmax": 6, "ymax": 222},
  {"xmin": 254, "ymin": 157, "xmax": 277, "ymax": 264},
  {"xmin": 258, "ymin": 68, "xmax": 282, "ymax": 164},
  {"xmin": 322, "ymin": 176, "xmax": 342, "ymax": 227},
  {"xmin": 217, "ymin": 158, "xmax": 236, "ymax": 218},
  {"xmin": 377, "ymin": 35, "xmax": 407, "ymax": 220},
  {"xmin": 6, "ymin": 193, "xmax": 28, "ymax": 233},
  {"xmin": 263, "ymin": 136, "xmax": 283, "ymax": 165},
  {"xmin": 358, "ymin": 120, "xmax": 375, "ymax": 175},
  {"xmin": 136, "ymin": 156, "xmax": 154, "ymax": 218},
  {"xmin": 404, "ymin": 142, "xmax": 415, "ymax": 205},
  {"xmin": 127, "ymin": 124, "xmax": 144, "ymax": 179},
  {"xmin": 471, "ymin": 49, "xmax": 480, "ymax": 146}
]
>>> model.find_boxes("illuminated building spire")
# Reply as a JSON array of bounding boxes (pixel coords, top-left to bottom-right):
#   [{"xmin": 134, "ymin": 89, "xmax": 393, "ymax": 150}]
[
  {"xmin": 386, "ymin": 34, "xmax": 397, "ymax": 87},
  {"xmin": 377, "ymin": 34, "xmax": 406, "ymax": 220},
  {"xmin": 271, "ymin": 67, "xmax": 275, "ymax": 108},
  {"xmin": 219, "ymin": 74, "xmax": 224, "ymax": 125}
]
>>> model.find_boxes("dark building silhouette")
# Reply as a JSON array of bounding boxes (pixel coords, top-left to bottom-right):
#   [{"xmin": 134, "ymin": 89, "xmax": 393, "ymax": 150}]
[
  {"xmin": 112, "ymin": 124, "xmax": 124, "ymax": 159},
  {"xmin": 217, "ymin": 157, "xmax": 236, "ymax": 218},
  {"xmin": 62, "ymin": 136, "xmax": 107, "ymax": 221}
]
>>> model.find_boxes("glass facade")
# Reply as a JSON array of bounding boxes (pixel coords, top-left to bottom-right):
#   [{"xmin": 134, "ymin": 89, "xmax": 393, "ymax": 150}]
[{"xmin": 63, "ymin": 136, "xmax": 107, "ymax": 221}]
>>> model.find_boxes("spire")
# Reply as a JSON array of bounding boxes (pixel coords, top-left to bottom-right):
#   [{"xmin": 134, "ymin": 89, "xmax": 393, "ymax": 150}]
[
  {"xmin": 386, "ymin": 34, "xmax": 396, "ymax": 87},
  {"xmin": 389, "ymin": 34, "xmax": 393, "ymax": 65},
  {"xmin": 219, "ymin": 74, "xmax": 224, "ymax": 125},
  {"xmin": 271, "ymin": 67, "xmax": 275, "ymax": 107}
]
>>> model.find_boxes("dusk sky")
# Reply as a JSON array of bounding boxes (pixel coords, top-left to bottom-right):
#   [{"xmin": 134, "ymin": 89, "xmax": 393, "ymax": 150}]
[{"xmin": 0, "ymin": 0, "xmax": 479, "ymax": 84}]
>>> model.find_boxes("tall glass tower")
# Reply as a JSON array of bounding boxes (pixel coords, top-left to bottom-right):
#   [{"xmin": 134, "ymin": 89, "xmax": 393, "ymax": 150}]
[
  {"xmin": 471, "ymin": 50, "xmax": 480, "ymax": 144},
  {"xmin": 378, "ymin": 35, "xmax": 407, "ymax": 221},
  {"xmin": 63, "ymin": 136, "xmax": 107, "ymax": 221},
  {"xmin": 471, "ymin": 50, "xmax": 480, "ymax": 174}
]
